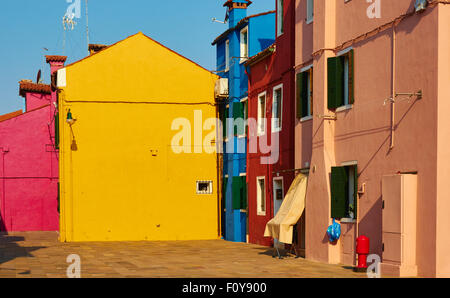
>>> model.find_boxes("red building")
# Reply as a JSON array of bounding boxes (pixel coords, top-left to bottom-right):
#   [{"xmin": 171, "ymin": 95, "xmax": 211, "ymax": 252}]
[{"xmin": 245, "ymin": 0, "xmax": 296, "ymax": 247}]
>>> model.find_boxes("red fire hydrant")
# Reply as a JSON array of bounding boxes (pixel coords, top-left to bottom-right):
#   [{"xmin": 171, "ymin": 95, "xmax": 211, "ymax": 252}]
[{"xmin": 355, "ymin": 235, "xmax": 370, "ymax": 272}]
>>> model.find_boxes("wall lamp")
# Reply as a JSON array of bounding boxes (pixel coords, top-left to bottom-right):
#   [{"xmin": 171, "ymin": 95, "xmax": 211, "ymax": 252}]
[{"xmin": 66, "ymin": 109, "xmax": 77, "ymax": 125}]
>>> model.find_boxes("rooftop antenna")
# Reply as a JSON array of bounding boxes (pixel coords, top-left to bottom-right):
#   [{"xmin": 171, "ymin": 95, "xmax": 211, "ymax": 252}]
[
  {"xmin": 86, "ymin": 0, "xmax": 90, "ymax": 55},
  {"xmin": 212, "ymin": 17, "xmax": 227, "ymax": 24},
  {"xmin": 62, "ymin": 0, "xmax": 79, "ymax": 55},
  {"xmin": 36, "ymin": 70, "xmax": 42, "ymax": 84}
]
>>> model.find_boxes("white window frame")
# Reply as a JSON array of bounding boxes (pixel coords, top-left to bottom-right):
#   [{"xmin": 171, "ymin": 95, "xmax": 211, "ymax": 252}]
[
  {"xmin": 196, "ymin": 180, "xmax": 213, "ymax": 195},
  {"xmin": 240, "ymin": 27, "xmax": 249, "ymax": 64},
  {"xmin": 277, "ymin": 0, "xmax": 284, "ymax": 37},
  {"xmin": 272, "ymin": 84, "xmax": 283, "ymax": 133},
  {"xmin": 306, "ymin": 0, "xmax": 314, "ymax": 24},
  {"xmin": 225, "ymin": 39, "xmax": 230, "ymax": 71},
  {"xmin": 238, "ymin": 97, "xmax": 248, "ymax": 138},
  {"xmin": 341, "ymin": 160, "xmax": 358, "ymax": 222},
  {"xmin": 257, "ymin": 176, "xmax": 266, "ymax": 216},
  {"xmin": 336, "ymin": 47, "xmax": 353, "ymax": 111},
  {"xmin": 257, "ymin": 92, "xmax": 267, "ymax": 136},
  {"xmin": 300, "ymin": 64, "xmax": 313, "ymax": 121},
  {"xmin": 273, "ymin": 177, "xmax": 284, "ymax": 201}
]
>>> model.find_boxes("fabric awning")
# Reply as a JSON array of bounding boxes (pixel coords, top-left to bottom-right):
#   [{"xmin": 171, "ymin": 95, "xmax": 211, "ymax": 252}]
[{"xmin": 264, "ymin": 173, "xmax": 308, "ymax": 244}]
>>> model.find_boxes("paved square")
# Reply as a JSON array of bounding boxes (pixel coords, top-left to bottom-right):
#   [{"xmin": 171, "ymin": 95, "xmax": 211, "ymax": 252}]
[{"xmin": 0, "ymin": 232, "xmax": 365, "ymax": 278}]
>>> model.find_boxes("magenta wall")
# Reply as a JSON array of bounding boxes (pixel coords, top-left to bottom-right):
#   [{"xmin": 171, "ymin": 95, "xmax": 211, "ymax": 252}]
[{"xmin": 0, "ymin": 92, "xmax": 59, "ymax": 232}]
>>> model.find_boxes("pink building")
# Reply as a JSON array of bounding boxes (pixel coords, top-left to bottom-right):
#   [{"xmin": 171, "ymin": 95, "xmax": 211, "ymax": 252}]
[
  {"xmin": 0, "ymin": 55, "xmax": 66, "ymax": 232},
  {"xmin": 294, "ymin": 0, "xmax": 450, "ymax": 277}
]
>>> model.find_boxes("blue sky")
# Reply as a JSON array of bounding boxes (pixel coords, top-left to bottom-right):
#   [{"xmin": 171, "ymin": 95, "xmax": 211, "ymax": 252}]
[{"xmin": 0, "ymin": 0, "xmax": 274, "ymax": 115}]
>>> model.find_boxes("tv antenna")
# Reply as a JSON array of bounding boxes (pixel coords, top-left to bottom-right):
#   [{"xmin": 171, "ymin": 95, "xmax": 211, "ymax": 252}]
[
  {"xmin": 212, "ymin": 17, "xmax": 227, "ymax": 24},
  {"xmin": 36, "ymin": 70, "xmax": 42, "ymax": 84}
]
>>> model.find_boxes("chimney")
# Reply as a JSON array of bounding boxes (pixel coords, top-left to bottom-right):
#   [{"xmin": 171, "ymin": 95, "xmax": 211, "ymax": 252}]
[
  {"xmin": 224, "ymin": 0, "xmax": 252, "ymax": 27},
  {"xmin": 18, "ymin": 80, "xmax": 52, "ymax": 112},
  {"xmin": 88, "ymin": 44, "xmax": 108, "ymax": 55},
  {"xmin": 46, "ymin": 55, "xmax": 67, "ymax": 75}
]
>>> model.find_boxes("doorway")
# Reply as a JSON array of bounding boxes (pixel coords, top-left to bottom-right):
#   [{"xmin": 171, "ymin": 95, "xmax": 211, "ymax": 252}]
[{"xmin": 273, "ymin": 178, "xmax": 284, "ymax": 217}]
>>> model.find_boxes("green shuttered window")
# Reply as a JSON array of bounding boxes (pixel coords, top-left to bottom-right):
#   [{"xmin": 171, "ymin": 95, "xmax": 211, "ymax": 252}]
[
  {"xmin": 233, "ymin": 102, "xmax": 245, "ymax": 136},
  {"xmin": 222, "ymin": 106, "xmax": 229, "ymax": 139},
  {"xmin": 54, "ymin": 112, "xmax": 60, "ymax": 149},
  {"xmin": 232, "ymin": 176, "xmax": 247, "ymax": 210},
  {"xmin": 330, "ymin": 165, "xmax": 358, "ymax": 219},
  {"xmin": 297, "ymin": 69, "xmax": 313, "ymax": 119},
  {"xmin": 328, "ymin": 49, "xmax": 354, "ymax": 109}
]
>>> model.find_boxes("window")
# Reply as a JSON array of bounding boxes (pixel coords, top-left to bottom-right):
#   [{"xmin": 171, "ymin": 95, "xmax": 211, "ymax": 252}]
[
  {"xmin": 257, "ymin": 92, "xmax": 266, "ymax": 136},
  {"xmin": 277, "ymin": 0, "xmax": 284, "ymax": 37},
  {"xmin": 222, "ymin": 105, "xmax": 229, "ymax": 140},
  {"xmin": 233, "ymin": 100, "xmax": 246, "ymax": 136},
  {"xmin": 328, "ymin": 49, "xmax": 354, "ymax": 110},
  {"xmin": 232, "ymin": 176, "xmax": 247, "ymax": 210},
  {"xmin": 240, "ymin": 27, "xmax": 248, "ymax": 63},
  {"xmin": 330, "ymin": 165, "xmax": 358, "ymax": 219},
  {"xmin": 297, "ymin": 67, "xmax": 313, "ymax": 119},
  {"xmin": 197, "ymin": 181, "xmax": 213, "ymax": 194},
  {"xmin": 240, "ymin": 97, "xmax": 248, "ymax": 137},
  {"xmin": 306, "ymin": 0, "xmax": 314, "ymax": 23},
  {"xmin": 54, "ymin": 111, "xmax": 60, "ymax": 149},
  {"xmin": 272, "ymin": 84, "xmax": 283, "ymax": 133},
  {"xmin": 225, "ymin": 40, "xmax": 230, "ymax": 71},
  {"xmin": 257, "ymin": 177, "xmax": 266, "ymax": 215}
]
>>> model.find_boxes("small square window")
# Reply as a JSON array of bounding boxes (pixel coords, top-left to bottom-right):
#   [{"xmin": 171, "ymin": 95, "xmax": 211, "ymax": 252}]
[{"xmin": 197, "ymin": 181, "xmax": 213, "ymax": 194}]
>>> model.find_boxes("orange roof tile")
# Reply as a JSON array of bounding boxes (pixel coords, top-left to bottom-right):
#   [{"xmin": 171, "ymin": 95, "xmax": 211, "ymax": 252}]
[
  {"xmin": 45, "ymin": 55, "xmax": 67, "ymax": 63},
  {"xmin": 19, "ymin": 80, "xmax": 51, "ymax": 97},
  {"xmin": 0, "ymin": 110, "xmax": 23, "ymax": 123}
]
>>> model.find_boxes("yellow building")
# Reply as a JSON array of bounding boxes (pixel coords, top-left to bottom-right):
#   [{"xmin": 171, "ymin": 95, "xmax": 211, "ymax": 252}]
[{"xmin": 56, "ymin": 32, "xmax": 220, "ymax": 242}]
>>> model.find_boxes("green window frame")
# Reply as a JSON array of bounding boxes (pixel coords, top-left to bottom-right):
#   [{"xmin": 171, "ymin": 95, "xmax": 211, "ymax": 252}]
[
  {"xmin": 233, "ymin": 101, "xmax": 245, "ymax": 136},
  {"xmin": 54, "ymin": 111, "xmax": 60, "ymax": 149},
  {"xmin": 297, "ymin": 68, "xmax": 313, "ymax": 119},
  {"xmin": 328, "ymin": 49, "xmax": 354, "ymax": 110},
  {"xmin": 222, "ymin": 105, "xmax": 229, "ymax": 139},
  {"xmin": 232, "ymin": 176, "xmax": 247, "ymax": 210},
  {"xmin": 330, "ymin": 165, "xmax": 358, "ymax": 219}
]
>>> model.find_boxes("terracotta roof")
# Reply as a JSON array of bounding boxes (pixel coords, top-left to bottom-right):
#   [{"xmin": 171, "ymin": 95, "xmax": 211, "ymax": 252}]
[
  {"xmin": 0, "ymin": 110, "xmax": 23, "ymax": 123},
  {"xmin": 212, "ymin": 10, "xmax": 275, "ymax": 45},
  {"xmin": 223, "ymin": 0, "xmax": 252, "ymax": 8},
  {"xmin": 244, "ymin": 43, "xmax": 276, "ymax": 67},
  {"xmin": 19, "ymin": 80, "xmax": 52, "ymax": 97},
  {"xmin": 45, "ymin": 55, "xmax": 67, "ymax": 63},
  {"xmin": 89, "ymin": 44, "xmax": 108, "ymax": 54}
]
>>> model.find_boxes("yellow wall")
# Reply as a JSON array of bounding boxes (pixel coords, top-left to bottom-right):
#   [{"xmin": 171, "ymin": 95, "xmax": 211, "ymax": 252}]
[{"xmin": 58, "ymin": 33, "xmax": 220, "ymax": 242}]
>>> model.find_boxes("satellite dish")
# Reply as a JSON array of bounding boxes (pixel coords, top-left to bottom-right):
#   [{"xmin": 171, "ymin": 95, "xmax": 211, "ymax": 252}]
[
  {"xmin": 415, "ymin": 0, "xmax": 427, "ymax": 13},
  {"xmin": 36, "ymin": 70, "xmax": 42, "ymax": 84}
]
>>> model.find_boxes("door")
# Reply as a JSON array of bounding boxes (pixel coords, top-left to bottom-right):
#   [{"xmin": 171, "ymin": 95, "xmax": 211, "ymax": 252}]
[
  {"xmin": 273, "ymin": 178, "xmax": 284, "ymax": 247},
  {"xmin": 273, "ymin": 178, "xmax": 284, "ymax": 217}
]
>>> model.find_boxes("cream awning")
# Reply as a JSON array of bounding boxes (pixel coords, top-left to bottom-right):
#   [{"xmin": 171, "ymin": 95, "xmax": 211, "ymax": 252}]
[{"xmin": 264, "ymin": 173, "xmax": 308, "ymax": 244}]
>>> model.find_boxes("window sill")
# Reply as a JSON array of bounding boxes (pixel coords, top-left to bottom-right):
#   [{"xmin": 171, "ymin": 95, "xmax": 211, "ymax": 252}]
[
  {"xmin": 237, "ymin": 135, "xmax": 247, "ymax": 139},
  {"xmin": 300, "ymin": 115, "xmax": 313, "ymax": 122},
  {"xmin": 257, "ymin": 212, "xmax": 266, "ymax": 217},
  {"xmin": 239, "ymin": 58, "xmax": 248, "ymax": 64},
  {"xmin": 336, "ymin": 104, "xmax": 353, "ymax": 113},
  {"xmin": 306, "ymin": 18, "xmax": 313, "ymax": 25},
  {"xmin": 340, "ymin": 218, "xmax": 356, "ymax": 223},
  {"xmin": 272, "ymin": 128, "xmax": 282, "ymax": 133}
]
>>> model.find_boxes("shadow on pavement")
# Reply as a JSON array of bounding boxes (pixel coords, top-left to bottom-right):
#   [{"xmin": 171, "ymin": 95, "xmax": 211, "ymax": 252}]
[{"xmin": 0, "ymin": 233, "xmax": 46, "ymax": 266}]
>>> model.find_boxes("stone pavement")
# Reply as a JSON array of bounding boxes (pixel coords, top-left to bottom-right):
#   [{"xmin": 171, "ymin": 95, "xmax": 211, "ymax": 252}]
[{"xmin": 0, "ymin": 232, "xmax": 365, "ymax": 278}]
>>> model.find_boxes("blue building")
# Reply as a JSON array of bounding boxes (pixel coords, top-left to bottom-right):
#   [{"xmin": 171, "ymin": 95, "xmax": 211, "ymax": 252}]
[{"xmin": 212, "ymin": 0, "xmax": 275, "ymax": 242}]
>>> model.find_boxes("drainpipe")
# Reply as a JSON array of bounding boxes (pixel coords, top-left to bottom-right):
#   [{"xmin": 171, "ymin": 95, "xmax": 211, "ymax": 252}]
[
  {"xmin": 390, "ymin": 25, "xmax": 396, "ymax": 150},
  {"xmin": 0, "ymin": 147, "xmax": 8, "ymax": 230}
]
